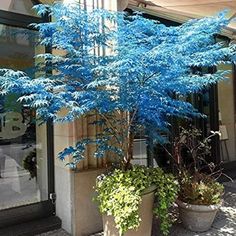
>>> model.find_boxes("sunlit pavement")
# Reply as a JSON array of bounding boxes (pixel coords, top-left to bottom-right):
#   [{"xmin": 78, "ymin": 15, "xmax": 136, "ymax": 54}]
[{"xmin": 38, "ymin": 181, "xmax": 236, "ymax": 236}]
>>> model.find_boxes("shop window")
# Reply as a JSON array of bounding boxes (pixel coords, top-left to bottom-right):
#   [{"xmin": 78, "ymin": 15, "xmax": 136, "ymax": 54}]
[{"xmin": 0, "ymin": 24, "xmax": 48, "ymax": 210}]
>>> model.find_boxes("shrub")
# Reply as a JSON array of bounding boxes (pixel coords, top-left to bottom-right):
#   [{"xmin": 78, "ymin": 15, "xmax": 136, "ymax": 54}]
[{"xmin": 95, "ymin": 166, "xmax": 179, "ymax": 235}]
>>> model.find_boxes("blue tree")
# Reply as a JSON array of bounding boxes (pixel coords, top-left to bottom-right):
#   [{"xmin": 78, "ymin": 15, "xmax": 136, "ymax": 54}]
[{"xmin": 0, "ymin": 3, "xmax": 235, "ymax": 169}]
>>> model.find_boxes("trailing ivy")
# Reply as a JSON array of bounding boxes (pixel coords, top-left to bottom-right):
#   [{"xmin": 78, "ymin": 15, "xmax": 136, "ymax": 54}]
[
  {"xmin": 153, "ymin": 168, "xmax": 179, "ymax": 235},
  {"xmin": 95, "ymin": 166, "xmax": 179, "ymax": 235}
]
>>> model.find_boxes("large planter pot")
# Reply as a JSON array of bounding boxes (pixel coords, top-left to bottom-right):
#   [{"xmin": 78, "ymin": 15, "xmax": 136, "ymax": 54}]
[
  {"xmin": 176, "ymin": 199, "xmax": 222, "ymax": 232},
  {"xmin": 103, "ymin": 186, "xmax": 156, "ymax": 236}
]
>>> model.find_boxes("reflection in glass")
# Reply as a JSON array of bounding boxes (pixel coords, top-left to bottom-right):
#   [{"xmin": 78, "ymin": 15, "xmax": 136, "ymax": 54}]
[{"xmin": 0, "ymin": 24, "xmax": 48, "ymax": 210}]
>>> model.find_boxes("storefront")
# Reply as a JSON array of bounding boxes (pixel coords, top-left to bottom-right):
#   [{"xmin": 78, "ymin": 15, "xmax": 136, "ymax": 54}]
[
  {"xmin": 0, "ymin": 1, "xmax": 235, "ymax": 235},
  {"xmin": 0, "ymin": 0, "xmax": 57, "ymax": 231},
  {"xmin": 128, "ymin": 1, "xmax": 236, "ymax": 178}
]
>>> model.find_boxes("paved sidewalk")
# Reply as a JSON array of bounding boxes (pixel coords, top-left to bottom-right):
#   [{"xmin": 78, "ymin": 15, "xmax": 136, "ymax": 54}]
[{"xmin": 38, "ymin": 181, "xmax": 236, "ymax": 236}]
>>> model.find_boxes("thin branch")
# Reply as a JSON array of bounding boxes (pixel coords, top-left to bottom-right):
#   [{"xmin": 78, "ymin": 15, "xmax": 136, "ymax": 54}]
[{"xmin": 142, "ymin": 72, "xmax": 160, "ymax": 85}]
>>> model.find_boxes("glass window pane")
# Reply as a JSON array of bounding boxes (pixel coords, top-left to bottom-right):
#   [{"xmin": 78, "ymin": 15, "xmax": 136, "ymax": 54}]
[
  {"xmin": 0, "ymin": 24, "xmax": 48, "ymax": 210},
  {"xmin": 131, "ymin": 139, "xmax": 148, "ymax": 166},
  {"xmin": 0, "ymin": 0, "xmax": 37, "ymax": 17}
]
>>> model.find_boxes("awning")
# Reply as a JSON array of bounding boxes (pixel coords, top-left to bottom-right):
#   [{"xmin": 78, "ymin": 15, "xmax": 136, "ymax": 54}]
[{"xmin": 128, "ymin": 0, "xmax": 236, "ymax": 39}]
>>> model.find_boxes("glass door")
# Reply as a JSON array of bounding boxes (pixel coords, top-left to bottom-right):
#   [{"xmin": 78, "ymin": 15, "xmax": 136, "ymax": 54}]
[
  {"xmin": 0, "ymin": 13, "xmax": 54, "ymax": 228},
  {"xmin": 0, "ymin": 24, "xmax": 48, "ymax": 209}
]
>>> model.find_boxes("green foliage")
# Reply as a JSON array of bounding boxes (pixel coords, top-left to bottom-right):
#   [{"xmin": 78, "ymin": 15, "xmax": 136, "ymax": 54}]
[
  {"xmin": 4, "ymin": 94, "xmax": 22, "ymax": 112},
  {"xmin": 23, "ymin": 149, "xmax": 37, "ymax": 180},
  {"xmin": 178, "ymin": 172, "xmax": 224, "ymax": 205},
  {"xmin": 95, "ymin": 166, "xmax": 179, "ymax": 235},
  {"xmin": 153, "ymin": 168, "xmax": 179, "ymax": 235}
]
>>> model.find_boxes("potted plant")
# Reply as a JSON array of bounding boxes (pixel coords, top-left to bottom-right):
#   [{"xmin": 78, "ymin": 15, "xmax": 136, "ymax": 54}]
[
  {"xmin": 171, "ymin": 127, "xmax": 224, "ymax": 232},
  {"xmin": 0, "ymin": 2, "xmax": 235, "ymax": 236},
  {"xmin": 94, "ymin": 166, "xmax": 178, "ymax": 236},
  {"xmin": 177, "ymin": 171, "xmax": 224, "ymax": 232}
]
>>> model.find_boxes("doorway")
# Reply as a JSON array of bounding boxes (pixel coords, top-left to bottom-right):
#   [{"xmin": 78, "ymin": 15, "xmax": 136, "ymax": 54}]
[{"xmin": 0, "ymin": 4, "xmax": 55, "ymax": 228}]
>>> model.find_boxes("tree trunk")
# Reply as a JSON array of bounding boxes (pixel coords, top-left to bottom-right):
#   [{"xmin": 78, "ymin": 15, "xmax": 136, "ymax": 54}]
[{"xmin": 125, "ymin": 131, "xmax": 134, "ymax": 170}]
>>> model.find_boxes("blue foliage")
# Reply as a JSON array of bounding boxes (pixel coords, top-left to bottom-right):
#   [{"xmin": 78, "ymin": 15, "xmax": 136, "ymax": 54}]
[{"xmin": 0, "ymin": 3, "xmax": 235, "ymax": 166}]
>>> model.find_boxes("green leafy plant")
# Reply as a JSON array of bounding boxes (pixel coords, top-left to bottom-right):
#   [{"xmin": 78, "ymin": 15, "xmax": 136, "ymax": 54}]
[
  {"xmin": 178, "ymin": 172, "xmax": 224, "ymax": 205},
  {"xmin": 95, "ymin": 165, "xmax": 179, "ymax": 236},
  {"xmin": 23, "ymin": 149, "xmax": 37, "ymax": 180}
]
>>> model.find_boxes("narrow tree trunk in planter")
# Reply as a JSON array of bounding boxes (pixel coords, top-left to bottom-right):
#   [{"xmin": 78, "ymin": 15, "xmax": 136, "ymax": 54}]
[{"xmin": 125, "ymin": 130, "xmax": 134, "ymax": 170}]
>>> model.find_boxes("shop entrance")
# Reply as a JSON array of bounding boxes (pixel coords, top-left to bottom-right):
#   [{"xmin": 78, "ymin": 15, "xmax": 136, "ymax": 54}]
[
  {"xmin": 0, "ymin": 2, "xmax": 55, "ymax": 228},
  {"xmin": 194, "ymin": 65, "xmax": 236, "ymax": 178}
]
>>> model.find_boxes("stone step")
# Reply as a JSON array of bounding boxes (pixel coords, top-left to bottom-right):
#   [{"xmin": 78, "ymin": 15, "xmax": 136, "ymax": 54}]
[{"xmin": 0, "ymin": 216, "xmax": 61, "ymax": 236}]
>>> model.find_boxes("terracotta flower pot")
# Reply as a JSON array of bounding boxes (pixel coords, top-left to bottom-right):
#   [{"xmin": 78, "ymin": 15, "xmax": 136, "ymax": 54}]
[
  {"xmin": 103, "ymin": 186, "xmax": 156, "ymax": 236},
  {"xmin": 176, "ymin": 199, "xmax": 222, "ymax": 232}
]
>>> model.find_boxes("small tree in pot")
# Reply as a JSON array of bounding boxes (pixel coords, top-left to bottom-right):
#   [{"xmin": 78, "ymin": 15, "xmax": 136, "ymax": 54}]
[
  {"xmin": 0, "ymin": 3, "xmax": 235, "ymax": 235},
  {"xmin": 170, "ymin": 127, "xmax": 226, "ymax": 232}
]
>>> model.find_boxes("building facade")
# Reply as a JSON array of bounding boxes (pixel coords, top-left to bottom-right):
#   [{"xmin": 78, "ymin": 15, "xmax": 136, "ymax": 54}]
[
  {"xmin": 128, "ymin": 0, "xmax": 236, "ymax": 177},
  {"xmin": 0, "ymin": 1, "xmax": 57, "ymax": 232},
  {"xmin": 0, "ymin": 0, "xmax": 235, "ymax": 235}
]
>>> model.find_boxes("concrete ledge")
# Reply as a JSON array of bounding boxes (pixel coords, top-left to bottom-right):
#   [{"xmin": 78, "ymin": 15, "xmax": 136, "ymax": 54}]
[{"xmin": 71, "ymin": 168, "xmax": 107, "ymax": 236}]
